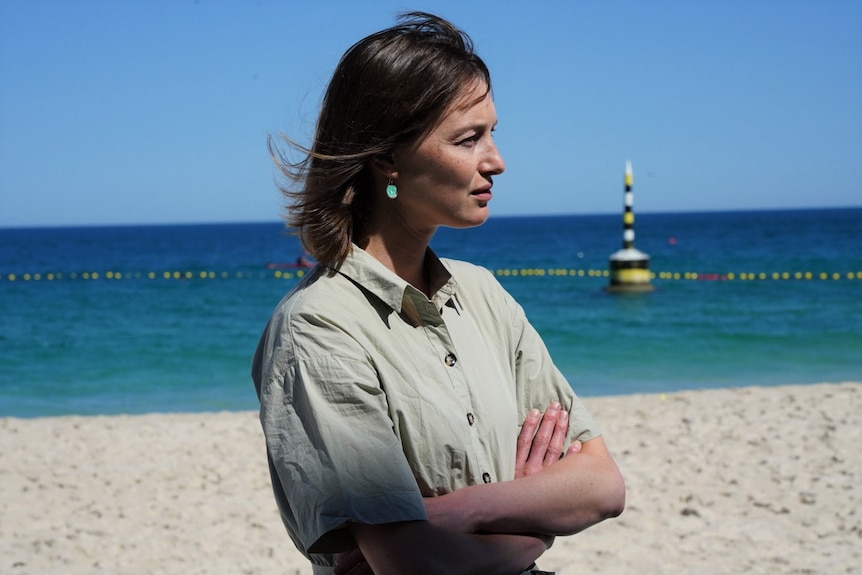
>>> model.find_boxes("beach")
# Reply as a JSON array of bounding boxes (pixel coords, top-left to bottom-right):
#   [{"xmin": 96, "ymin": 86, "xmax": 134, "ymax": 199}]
[{"xmin": 2, "ymin": 382, "xmax": 859, "ymax": 575}]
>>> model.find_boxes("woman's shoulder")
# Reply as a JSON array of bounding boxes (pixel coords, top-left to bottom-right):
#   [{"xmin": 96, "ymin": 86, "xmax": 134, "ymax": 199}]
[
  {"xmin": 270, "ymin": 266, "xmax": 366, "ymax": 322},
  {"xmin": 258, "ymin": 267, "xmax": 380, "ymax": 362}
]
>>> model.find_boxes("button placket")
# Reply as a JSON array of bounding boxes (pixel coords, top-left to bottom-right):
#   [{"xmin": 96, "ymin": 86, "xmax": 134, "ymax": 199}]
[{"xmin": 424, "ymin": 308, "xmax": 493, "ymax": 491}]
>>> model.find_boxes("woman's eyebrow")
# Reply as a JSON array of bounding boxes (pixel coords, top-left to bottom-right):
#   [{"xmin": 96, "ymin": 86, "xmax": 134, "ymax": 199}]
[{"xmin": 454, "ymin": 119, "xmax": 498, "ymax": 136}]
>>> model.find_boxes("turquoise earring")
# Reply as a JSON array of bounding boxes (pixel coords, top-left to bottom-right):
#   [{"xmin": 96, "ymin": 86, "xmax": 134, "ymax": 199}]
[{"xmin": 386, "ymin": 179, "xmax": 398, "ymax": 199}]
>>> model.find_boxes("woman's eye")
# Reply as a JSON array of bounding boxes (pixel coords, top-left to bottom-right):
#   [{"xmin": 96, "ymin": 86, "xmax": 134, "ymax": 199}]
[{"xmin": 457, "ymin": 134, "xmax": 480, "ymax": 146}]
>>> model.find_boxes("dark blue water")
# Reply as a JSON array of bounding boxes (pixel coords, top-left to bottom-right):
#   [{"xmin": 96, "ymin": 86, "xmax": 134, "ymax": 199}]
[{"xmin": 1, "ymin": 208, "xmax": 860, "ymax": 417}]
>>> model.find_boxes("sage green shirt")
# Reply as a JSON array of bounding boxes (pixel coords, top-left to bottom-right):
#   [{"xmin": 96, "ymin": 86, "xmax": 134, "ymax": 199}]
[{"xmin": 252, "ymin": 246, "xmax": 599, "ymax": 573}]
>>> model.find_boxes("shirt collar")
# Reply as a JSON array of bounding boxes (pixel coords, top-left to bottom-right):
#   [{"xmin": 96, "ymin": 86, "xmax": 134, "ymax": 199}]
[{"xmin": 331, "ymin": 244, "xmax": 455, "ymax": 313}]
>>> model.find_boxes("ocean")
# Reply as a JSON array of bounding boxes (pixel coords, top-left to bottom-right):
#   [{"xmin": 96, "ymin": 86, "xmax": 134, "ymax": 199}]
[{"xmin": 1, "ymin": 208, "xmax": 860, "ymax": 417}]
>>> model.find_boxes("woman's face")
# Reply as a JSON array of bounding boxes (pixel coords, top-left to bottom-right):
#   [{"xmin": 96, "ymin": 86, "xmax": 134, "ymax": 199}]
[{"xmin": 391, "ymin": 82, "xmax": 506, "ymax": 232}]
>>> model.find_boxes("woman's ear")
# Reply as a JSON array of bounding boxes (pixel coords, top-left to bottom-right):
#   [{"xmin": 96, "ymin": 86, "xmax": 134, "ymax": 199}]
[{"xmin": 370, "ymin": 154, "xmax": 397, "ymax": 180}]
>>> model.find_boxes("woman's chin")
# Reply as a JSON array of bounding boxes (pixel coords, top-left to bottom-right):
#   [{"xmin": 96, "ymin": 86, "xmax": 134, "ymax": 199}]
[{"xmin": 456, "ymin": 208, "xmax": 490, "ymax": 229}]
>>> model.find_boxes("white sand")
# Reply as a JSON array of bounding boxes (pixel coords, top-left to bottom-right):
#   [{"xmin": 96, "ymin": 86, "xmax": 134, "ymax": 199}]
[{"xmin": 1, "ymin": 382, "xmax": 859, "ymax": 575}]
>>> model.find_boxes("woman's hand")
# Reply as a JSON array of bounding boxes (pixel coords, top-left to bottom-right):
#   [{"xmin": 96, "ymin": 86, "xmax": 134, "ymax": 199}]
[
  {"xmin": 423, "ymin": 401, "xmax": 585, "ymax": 534},
  {"xmin": 515, "ymin": 402, "xmax": 582, "ymax": 479}
]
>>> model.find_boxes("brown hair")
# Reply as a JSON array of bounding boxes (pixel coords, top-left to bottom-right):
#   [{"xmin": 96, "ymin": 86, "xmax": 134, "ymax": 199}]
[{"xmin": 269, "ymin": 12, "xmax": 491, "ymax": 267}]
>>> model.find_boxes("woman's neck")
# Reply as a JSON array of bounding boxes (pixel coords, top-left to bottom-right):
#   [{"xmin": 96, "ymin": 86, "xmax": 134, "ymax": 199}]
[
  {"xmin": 361, "ymin": 233, "xmax": 432, "ymax": 297},
  {"xmin": 358, "ymin": 181, "xmax": 439, "ymax": 297}
]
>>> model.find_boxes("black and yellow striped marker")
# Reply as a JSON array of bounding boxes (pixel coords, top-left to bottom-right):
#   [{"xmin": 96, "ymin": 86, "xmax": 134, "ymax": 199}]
[{"xmin": 606, "ymin": 161, "xmax": 655, "ymax": 293}]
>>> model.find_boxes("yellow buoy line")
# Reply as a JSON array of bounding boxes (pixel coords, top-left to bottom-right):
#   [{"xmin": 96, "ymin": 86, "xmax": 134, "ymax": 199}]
[
  {"xmin": 0, "ymin": 269, "xmax": 310, "ymax": 282},
  {"xmin": 2, "ymin": 268, "xmax": 861, "ymax": 283},
  {"xmin": 494, "ymin": 269, "xmax": 861, "ymax": 281}
]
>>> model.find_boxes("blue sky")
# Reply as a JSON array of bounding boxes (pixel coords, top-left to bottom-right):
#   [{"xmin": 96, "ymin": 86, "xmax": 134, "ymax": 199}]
[{"xmin": 1, "ymin": 0, "xmax": 860, "ymax": 227}]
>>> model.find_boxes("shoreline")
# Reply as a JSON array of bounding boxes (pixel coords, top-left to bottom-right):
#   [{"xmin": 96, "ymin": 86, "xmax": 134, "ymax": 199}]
[{"xmin": 2, "ymin": 382, "xmax": 860, "ymax": 574}]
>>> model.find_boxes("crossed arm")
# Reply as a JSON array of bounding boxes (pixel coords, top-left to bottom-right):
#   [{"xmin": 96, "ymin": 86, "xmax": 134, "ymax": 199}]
[{"xmin": 334, "ymin": 403, "xmax": 626, "ymax": 575}]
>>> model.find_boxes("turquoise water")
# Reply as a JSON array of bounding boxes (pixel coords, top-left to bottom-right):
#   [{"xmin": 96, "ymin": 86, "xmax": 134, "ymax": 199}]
[{"xmin": 1, "ymin": 208, "xmax": 860, "ymax": 416}]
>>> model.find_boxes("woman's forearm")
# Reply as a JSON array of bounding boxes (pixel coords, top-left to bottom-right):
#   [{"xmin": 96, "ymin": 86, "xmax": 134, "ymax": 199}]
[{"xmin": 427, "ymin": 436, "xmax": 625, "ymax": 537}]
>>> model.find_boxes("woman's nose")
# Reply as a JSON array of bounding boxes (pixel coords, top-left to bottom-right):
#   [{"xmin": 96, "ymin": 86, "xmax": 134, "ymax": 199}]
[{"xmin": 483, "ymin": 141, "xmax": 505, "ymax": 176}]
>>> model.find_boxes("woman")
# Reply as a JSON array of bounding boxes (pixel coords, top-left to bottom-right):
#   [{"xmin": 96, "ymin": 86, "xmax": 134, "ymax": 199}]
[{"xmin": 252, "ymin": 12, "xmax": 625, "ymax": 575}]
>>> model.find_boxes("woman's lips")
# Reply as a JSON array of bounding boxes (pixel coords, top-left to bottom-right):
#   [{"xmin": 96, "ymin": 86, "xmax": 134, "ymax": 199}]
[{"xmin": 471, "ymin": 189, "xmax": 492, "ymax": 201}]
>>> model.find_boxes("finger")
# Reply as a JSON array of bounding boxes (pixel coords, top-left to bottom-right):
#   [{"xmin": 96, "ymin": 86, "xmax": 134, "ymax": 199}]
[
  {"xmin": 526, "ymin": 402, "xmax": 561, "ymax": 469},
  {"xmin": 515, "ymin": 408, "xmax": 541, "ymax": 474},
  {"xmin": 542, "ymin": 409, "xmax": 568, "ymax": 466},
  {"xmin": 515, "ymin": 409, "xmax": 540, "ymax": 477},
  {"xmin": 566, "ymin": 439, "xmax": 582, "ymax": 456}
]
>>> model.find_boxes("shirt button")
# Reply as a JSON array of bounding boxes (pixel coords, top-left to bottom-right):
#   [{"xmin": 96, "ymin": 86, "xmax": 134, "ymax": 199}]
[
  {"xmin": 482, "ymin": 472, "xmax": 492, "ymax": 484},
  {"xmin": 466, "ymin": 413, "xmax": 475, "ymax": 426},
  {"xmin": 444, "ymin": 353, "xmax": 457, "ymax": 367}
]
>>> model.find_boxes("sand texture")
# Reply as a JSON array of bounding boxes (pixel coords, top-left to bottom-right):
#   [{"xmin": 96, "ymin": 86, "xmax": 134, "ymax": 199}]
[{"xmin": 2, "ymin": 382, "xmax": 859, "ymax": 574}]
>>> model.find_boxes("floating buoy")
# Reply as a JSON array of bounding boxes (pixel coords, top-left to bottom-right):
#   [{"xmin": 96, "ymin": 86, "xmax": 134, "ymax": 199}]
[{"xmin": 605, "ymin": 161, "xmax": 655, "ymax": 293}]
